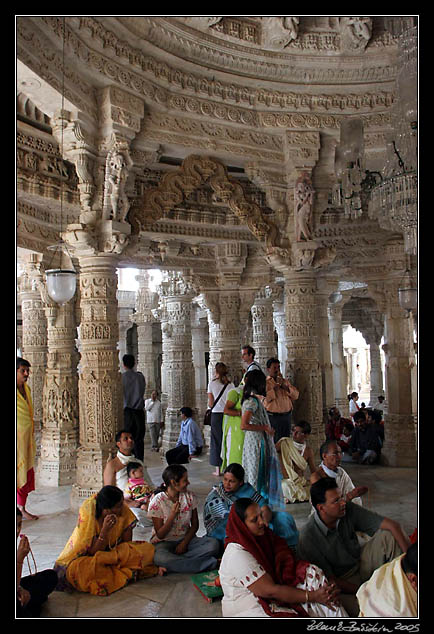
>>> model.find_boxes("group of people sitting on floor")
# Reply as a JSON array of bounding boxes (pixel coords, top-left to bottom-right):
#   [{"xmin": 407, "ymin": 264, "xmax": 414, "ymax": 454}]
[
  {"xmin": 17, "ymin": 418, "xmax": 417, "ymax": 619},
  {"xmin": 326, "ymin": 403, "xmax": 385, "ymax": 465}
]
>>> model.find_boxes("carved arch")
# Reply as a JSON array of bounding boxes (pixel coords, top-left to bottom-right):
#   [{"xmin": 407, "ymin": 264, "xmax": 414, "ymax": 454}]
[{"xmin": 131, "ymin": 154, "xmax": 279, "ymax": 249}]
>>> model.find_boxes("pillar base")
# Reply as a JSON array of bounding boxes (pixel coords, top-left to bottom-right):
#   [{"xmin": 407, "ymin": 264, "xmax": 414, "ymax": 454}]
[
  {"xmin": 37, "ymin": 429, "xmax": 78, "ymax": 487},
  {"xmin": 69, "ymin": 446, "xmax": 111, "ymax": 510},
  {"xmin": 381, "ymin": 413, "xmax": 417, "ymax": 467}
]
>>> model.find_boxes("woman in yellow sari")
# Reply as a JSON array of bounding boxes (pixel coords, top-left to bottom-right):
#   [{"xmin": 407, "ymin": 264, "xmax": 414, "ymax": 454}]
[
  {"xmin": 17, "ymin": 358, "xmax": 38, "ymax": 520},
  {"xmin": 55, "ymin": 486, "xmax": 160, "ymax": 596}
]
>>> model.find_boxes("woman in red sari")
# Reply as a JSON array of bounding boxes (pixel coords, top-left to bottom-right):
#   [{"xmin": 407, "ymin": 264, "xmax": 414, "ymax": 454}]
[{"xmin": 218, "ymin": 498, "xmax": 348, "ymax": 618}]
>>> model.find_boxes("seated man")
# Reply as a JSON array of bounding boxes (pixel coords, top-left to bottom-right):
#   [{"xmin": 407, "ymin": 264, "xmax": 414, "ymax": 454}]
[
  {"xmin": 357, "ymin": 541, "xmax": 417, "ymax": 618},
  {"xmin": 296, "ymin": 477, "xmax": 411, "ymax": 617},
  {"xmin": 275, "ymin": 421, "xmax": 316, "ymax": 503},
  {"xmin": 165, "ymin": 407, "xmax": 203, "ymax": 465},
  {"xmin": 103, "ymin": 429, "xmax": 154, "ymax": 528},
  {"xmin": 310, "ymin": 440, "xmax": 368, "ymax": 506},
  {"xmin": 350, "ymin": 411, "xmax": 382, "ymax": 464}
]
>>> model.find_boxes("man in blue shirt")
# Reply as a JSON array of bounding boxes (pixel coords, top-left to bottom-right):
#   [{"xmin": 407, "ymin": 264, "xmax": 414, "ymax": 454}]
[{"xmin": 165, "ymin": 407, "xmax": 203, "ymax": 465}]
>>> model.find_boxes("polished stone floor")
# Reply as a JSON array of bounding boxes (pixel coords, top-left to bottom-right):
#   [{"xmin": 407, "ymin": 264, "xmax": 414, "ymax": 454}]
[{"xmin": 18, "ymin": 446, "xmax": 417, "ymax": 619}]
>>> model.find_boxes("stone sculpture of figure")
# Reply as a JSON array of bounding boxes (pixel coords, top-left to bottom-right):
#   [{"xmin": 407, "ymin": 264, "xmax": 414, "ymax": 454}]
[
  {"xmin": 294, "ymin": 173, "xmax": 315, "ymax": 242},
  {"xmin": 261, "ymin": 17, "xmax": 299, "ymax": 50},
  {"xmin": 106, "ymin": 151, "xmax": 130, "ymax": 222},
  {"xmin": 340, "ymin": 17, "xmax": 372, "ymax": 52},
  {"xmin": 283, "ymin": 16, "xmax": 300, "ymax": 41}
]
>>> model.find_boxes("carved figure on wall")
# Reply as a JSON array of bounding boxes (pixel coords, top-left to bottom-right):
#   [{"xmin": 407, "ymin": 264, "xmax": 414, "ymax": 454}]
[
  {"xmin": 104, "ymin": 150, "xmax": 131, "ymax": 222},
  {"xmin": 340, "ymin": 17, "xmax": 372, "ymax": 52},
  {"xmin": 294, "ymin": 173, "xmax": 315, "ymax": 242},
  {"xmin": 261, "ymin": 16, "xmax": 300, "ymax": 50}
]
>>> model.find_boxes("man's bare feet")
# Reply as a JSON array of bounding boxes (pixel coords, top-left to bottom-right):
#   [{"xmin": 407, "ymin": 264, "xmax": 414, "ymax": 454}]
[
  {"xmin": 158, "ymin": 567, "xmax": 167, "ymax": 576},
  {"xmin": 18, "ymin": 506, "xmax": 39, "ymax": 520}
]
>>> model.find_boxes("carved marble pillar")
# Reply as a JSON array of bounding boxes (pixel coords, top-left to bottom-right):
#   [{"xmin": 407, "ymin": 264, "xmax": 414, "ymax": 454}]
[
  {"xmin": 69, "ymin": 254, "xmax": 123, "ymax": 506},
  {"xmin": 380, "ymin": 281, "xmax": 417, "ymax": 467},
  {"xmin": 316, "ymin": 281, "xmax": 335, "ymax": 426},
  {"xmin": 37, "ymin": 286, "xmax": 79, "ymax": 486},
  {"xmin": 250, "ymin": 286, "xmax": 277, "ymax": 369},
  {"xmin": 117, "ymin": 290, "xmax": 136, "ymax": 371},
  {"xmin": 191, "ymin": 307, "xmax": 209, "ymax": 425},
  {"xmin": 19, "ymin": 254, "xmax": 48, "ymax": 458},
  {"xmin": 134, "ymin": 272, "xmax": 159, "ymax": 397},
  {"xmin": 207, "ymin": 291, "xmax": 244, "ymax": 386},
  {"xmin": 328, "ymin": 303, "xmax": 350, "ymax": 416},
  {"xmin": 364, "ymin": 330, "xmax": 385, "ymax": 406},
  {"xmin": 157, "ymin": 272, "xmax": 196, "ymax": 449},
  {"xmin": 284, "ymin": 271, "xmax": 323, "ymax": 457},
  {"xmin": 273, "ymin": 300, "xmax": 287, "ymax": 376}
]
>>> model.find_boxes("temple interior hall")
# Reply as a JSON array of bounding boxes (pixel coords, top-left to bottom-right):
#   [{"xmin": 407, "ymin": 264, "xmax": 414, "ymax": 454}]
[{"xmin": 16, "ymin": 15, "xmax": 418, "ymax": 619}]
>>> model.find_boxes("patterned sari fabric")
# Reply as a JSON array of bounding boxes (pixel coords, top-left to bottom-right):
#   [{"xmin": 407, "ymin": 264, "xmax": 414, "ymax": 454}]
[
  {"xmin": 55, "ymin": 495, "xmax": 158, "ymax": 596},
  {"xmin": 241, "ymin": 396, "xmax": 284, "ymax": 509},
  {"xmin": 203, "ymin": 482, "xmax": 298, "ymax": 547}
]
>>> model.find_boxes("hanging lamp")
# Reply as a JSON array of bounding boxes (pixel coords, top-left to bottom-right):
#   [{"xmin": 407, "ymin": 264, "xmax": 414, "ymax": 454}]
[{"xmin": 45, "ymin": 16, "xmax": 77, "ymax": 305}]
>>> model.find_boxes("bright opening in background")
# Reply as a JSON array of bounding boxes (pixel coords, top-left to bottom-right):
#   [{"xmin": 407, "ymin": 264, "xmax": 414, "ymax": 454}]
[{"xmin": 117, "ymin": 268, "xmax": 163, "ymax": 292}]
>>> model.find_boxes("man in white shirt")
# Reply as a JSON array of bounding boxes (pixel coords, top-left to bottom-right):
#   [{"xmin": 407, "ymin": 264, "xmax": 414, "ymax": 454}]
[
  {"xmin": 103, "ymin": 429, "xmax": 154, "ymax": 528},
  {"xmin": 145, "ymin": 390, "xmax": 163, "ymax": 452}
]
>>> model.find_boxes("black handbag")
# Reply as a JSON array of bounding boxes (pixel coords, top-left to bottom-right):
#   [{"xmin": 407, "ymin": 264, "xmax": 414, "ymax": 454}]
[{"xmin": 204, "ymin": 384, "xmax": 227, "ymax": 425}]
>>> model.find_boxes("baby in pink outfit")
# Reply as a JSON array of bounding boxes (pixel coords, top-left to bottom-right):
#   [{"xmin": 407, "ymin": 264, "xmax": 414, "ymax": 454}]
[{"xmin": 124, "ymin": 462, "xmax": 154, "ymax": 510}]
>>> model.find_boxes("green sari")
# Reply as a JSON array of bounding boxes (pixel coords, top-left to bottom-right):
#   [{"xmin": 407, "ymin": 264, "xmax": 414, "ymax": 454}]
[{"xmin": 220, "ymin": 387, "xmax": 244, "ymax": 470}]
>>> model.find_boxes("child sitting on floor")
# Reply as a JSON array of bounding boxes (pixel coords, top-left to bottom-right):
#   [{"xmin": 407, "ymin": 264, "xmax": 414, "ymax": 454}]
[{"xmin": 124, "ymin": 462, "xmax": 154, "ymax": 510}]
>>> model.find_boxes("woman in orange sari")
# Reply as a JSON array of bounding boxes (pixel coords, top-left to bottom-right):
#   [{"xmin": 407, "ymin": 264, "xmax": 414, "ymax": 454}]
[{"xmin": 55, "ymin": 486, "xmax": 161, "ymax": 596}]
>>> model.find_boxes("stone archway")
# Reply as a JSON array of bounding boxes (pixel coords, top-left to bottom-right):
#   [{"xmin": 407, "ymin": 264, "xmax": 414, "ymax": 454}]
[{"xmin": 130, "ymin": 154, "xmax": 280, "ymax": 250}]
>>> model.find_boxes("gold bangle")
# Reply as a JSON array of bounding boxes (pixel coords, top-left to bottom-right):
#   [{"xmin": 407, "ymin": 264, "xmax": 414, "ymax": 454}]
[{"xmin": 97, "ymin": 534, "xmax": 105, "ymax": 541}]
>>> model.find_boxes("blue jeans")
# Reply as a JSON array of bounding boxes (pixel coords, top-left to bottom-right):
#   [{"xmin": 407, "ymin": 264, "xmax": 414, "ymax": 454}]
[{"xmin": 153, "ymin": 535, "xmax": 220, "ymax": 573}]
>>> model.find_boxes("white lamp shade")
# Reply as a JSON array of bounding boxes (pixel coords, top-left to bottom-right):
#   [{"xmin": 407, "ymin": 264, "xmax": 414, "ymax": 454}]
[
  {"xmin": 46, "ymin": 269, "xmax": 77, "ymax": 305},
  {"xmin": 398, "ymin": 287, "xmax": 417, "ymax": 312}
]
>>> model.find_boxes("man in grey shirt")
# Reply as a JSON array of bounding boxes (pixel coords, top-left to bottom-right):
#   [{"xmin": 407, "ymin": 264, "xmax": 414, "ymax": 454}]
[
  {"xmin": 122, "ymin": 354, "xmax": 146, "ymax": 462},
  {"xmin": 297, "ymin": 477, "xmax": 411, "ymax": 616}
]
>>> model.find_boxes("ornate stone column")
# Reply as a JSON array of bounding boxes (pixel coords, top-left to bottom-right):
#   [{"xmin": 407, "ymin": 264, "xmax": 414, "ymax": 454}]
[
  {"xmin": 328, "ymin": 301, "xmax": 350, "ymax": 416},
  {"xmin": 369, "ymin": 247, "xmax": 417, "ymax": 467},
  {"xmin": 207, "ymin": 291, "xmax": 243, "ymax": 384},
  {"xmin": 380, "ymin": 282, "xmax": 417, "ymax": 467},
  {"xmin": 363, "ymin": 330, "xmax": 385, "ymax": 406},
  {"xmin": 37, "ymin": 283, "xmax": 79, "ymax": 486},
  {"xmin": 156, "ymin": 272, "xmax": 196, "ymax": 449},
  {"xmin": 19, "ymin": 253, "xmax": 48, "ymax": 457},
  {"xmin": 67, "ymin": 253, "xmax": 124, "ymax": 506},
  {"xmin": 191, "ymin": 306, "xmax": 209, "ymax": 425},
  {"xmin": 134, "ymin": 271, "xmax": 159, "ymax": 397},
  {"xmin": 284, "ymin": 271, "xmax": 323, "ymax": 456},
  {"xmin": 250, "ymin": 286, "xmax": 277, "ymax": 369},
  {"xmin": 117, "ymin": 289, "xmax": 136, "ymax": 370},
  {"xmin": 273, "ymin": 299, "xmax": 287, "ymax": 376},
  {"xmin": 316, "ymin": 280, "xmax": 335, "ymax": 426}
]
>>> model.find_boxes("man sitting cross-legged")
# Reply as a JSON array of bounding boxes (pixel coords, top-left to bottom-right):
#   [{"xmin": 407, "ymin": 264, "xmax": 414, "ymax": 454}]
[{"xmin": 296, "ymin": 477, "xmax": 411, "ymax": 617}]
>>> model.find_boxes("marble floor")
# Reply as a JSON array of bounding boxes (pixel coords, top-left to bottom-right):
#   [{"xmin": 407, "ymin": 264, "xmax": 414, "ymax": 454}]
[{"xmin": 18, "ymin": 446, "xmax": 417, "ymax": 619}]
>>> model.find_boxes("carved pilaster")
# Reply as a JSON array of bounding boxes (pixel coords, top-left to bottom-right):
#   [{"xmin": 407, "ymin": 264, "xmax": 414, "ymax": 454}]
[
  {"xmin": 328, "ymin": 300, "xmax": 350, "ymax": 417},
  {"xmin": 37, "ymin": 281, "xmax": 79, "ymax": 486},
  {"xmin": 284, "ymin": 271, "xmax": 323, "ymax": 458},
  {"xmin": 134, "ymin": 271, "xmax": 159, "ymax": 397},
  {"xmin": 156, "ymin": 272, "xmax": 196, "ymax": 449},
  {"xmin": 68, "ymin": 254, "xmax": 124, "ymax": 508},
  {"xmin": 250, "ymin": 286, "xmax": 277, "ymax": 370},
  {"xmin": 369, "ymin": 264, "xmax": 417, "ymax": 466}
]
